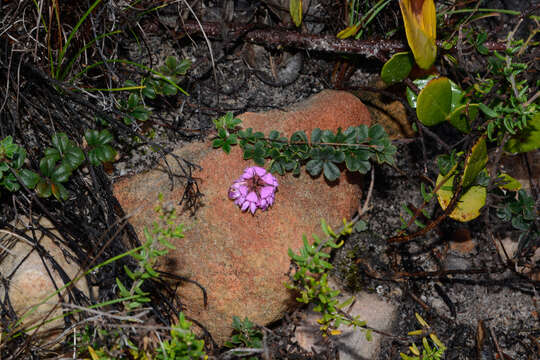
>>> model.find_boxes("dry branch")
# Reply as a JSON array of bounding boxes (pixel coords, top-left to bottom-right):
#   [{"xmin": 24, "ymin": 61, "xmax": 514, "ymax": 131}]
[{"xmin": 177, "ymin": 21, "xmax": 507, "ymax": 60}]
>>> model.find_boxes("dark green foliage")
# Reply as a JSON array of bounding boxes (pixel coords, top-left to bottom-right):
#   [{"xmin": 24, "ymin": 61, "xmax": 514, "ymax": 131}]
[
  {"xmin": 156, "ymin": 313, "xmax": 206, "ymax": 360},
  {"xmin": 213, "ymin": 113, "xmax": 396, "ymax": 182},
  {"xmin": 85, "ymin": 129, "xmax": 117, "ymax": 166},
  {"xmin": 224, "ymin": 316, "xmax": 263, "ymax": 360},
  {"xmin": 496, "ymin": 189, "xmax": 538, "ymax": 254},
  {"xmin": 119, "ymin": 92, "xmax": 151, "ymax": 124},
  {"xmin": 0, "ymin": 130, "xmax": 117, "ymax": 201},
  {"xmin": 0, "ymin": 136, "xmax": 26, "ymax": 193}
]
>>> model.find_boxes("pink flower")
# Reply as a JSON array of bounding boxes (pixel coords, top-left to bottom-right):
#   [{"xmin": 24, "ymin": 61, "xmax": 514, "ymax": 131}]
[{"xmin": 228, "ymin": 166, "xmax": 278, "ymax": 214}]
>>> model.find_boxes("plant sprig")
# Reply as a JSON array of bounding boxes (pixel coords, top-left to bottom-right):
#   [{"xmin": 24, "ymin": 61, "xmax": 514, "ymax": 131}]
[
  {"xmin": 287, "ymin": 219, "xmax": 371, "ymax": 338},
  {"xmin": 212, "ymin": 112, "xmax": 396, "ymax": 181}
]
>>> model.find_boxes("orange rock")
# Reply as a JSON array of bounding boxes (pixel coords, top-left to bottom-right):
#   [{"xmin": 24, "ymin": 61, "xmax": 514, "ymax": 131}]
[{"xmin": 113, "ymin": 90, "xmax": 371, "ymax": 343}]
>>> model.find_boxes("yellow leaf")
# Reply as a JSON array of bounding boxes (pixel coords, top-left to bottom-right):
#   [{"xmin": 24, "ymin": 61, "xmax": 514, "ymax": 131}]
[
  {"xmin": 290, "ymin": 0, "xmax": 302, "ymax": 27},
  {"xmin": 88, "ymin": 346, "xmax": 99, "ymax": 360},
  {"xmin": 436, "ymin": 173, "xmax": 487, "ymax": 222},
  {"xmin": 337, "ymin": 24, "xmax": 360, "ymax": 39},
  {"xmin": 399, "ymin": 0, "xmax": 437, "ymax": 69},
  {"xmin": 330, "ymin": 329, "xmax": 342, "ymax": 335}
]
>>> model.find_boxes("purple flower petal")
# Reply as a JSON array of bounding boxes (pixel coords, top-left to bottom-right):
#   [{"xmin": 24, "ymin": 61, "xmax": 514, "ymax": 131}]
[
  {"xmin": 246, "ymin": 191, "xmax": 258, "ymax": 202},
  {"xmin": 253, "ymin": 166, "xmax": 267, "ymax": 177},
  {"xmin": 242, "ymin": 167, "xmax": 255, "ymax": 179},
  {"xmin": 228, "ymin": 189, "xmax": 240, "ymax": 199},
  {"xmin": 259, "ymin": 186, "xmax": 275, "ymax": 198},
  {"xmin": 238, "ymin": 186, "xmax": 248, "ymax": 197},
  {"xmin": 249, "ymin": 202, "xmax": 257, "ymax": 214},
  {"xmin": 261, "ymin": 173, "xmax": 277, "ymax": 186},
  {"xmin": 241, "ymin": 201, "xmax": 250, "ymax": 211}
]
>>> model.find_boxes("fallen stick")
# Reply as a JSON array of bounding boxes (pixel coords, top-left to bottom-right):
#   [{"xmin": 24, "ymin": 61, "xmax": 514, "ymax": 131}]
[{"xmin": 176, "ymin": 20, "xmax": 506, "ymax": 60}]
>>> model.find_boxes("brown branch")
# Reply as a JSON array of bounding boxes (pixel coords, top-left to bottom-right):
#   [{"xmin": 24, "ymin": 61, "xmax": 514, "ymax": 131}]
[{"xmin": 176, "ymin": 21, "xmax": 507, "ymax": 58}]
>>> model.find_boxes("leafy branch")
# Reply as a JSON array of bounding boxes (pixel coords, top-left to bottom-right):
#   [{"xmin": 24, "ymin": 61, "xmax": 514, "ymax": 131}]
[
  {"xmin": 1, "ymin": 130, "xmax": 116, "ymax": 201},
  {"xmin": 212, "ymin": 112, "xmax": 396, "ymax": 181}
]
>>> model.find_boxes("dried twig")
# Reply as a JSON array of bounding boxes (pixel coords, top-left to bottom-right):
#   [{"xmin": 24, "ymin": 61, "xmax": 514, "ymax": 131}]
[{"xmin": 176, "ymin": 20, "xmax": 507, "ymax": 59}]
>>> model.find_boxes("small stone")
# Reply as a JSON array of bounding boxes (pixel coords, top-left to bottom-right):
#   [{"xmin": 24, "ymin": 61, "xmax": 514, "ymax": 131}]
[
  {"xmin": 295, "ymin": 277, "xmax": 396, "ymax": 359},
  {"xmin": 114, "ymin": 90, "xmax": 372, "ymax": 343},
  {"xmin": 0, "ymin": 217, "xmax": 89, "ymax": 337}
]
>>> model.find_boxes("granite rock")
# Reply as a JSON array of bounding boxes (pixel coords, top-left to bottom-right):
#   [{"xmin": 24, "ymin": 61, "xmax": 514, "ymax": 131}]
[{"xmin": 113, "ymin": 90, "xmax": 372, "ymax": 343}]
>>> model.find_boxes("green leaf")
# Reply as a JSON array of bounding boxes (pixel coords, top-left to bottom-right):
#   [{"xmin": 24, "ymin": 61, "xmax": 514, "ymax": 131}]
[
  {"xmin": 368, "ymin": 124, "xmax": 385, "ymax": 140},
  {"xmin": 306, "ymin": 159, "xmax": 323, "ymax": 177},
  {"xmin": 161, "ymin": 82, "xmax": 177, "ymax": 96},
  {"xmin": 132, "ymin": 106, "xmax": 150, "ymax": 121},
  {"xmin": 12, "ymin": 147, "xmax": 26, "ymax": 169},
  {"xmin": 345, "ymin": 152, "xmax": 371, "ymax": 173},
  {"xmin": 449, "ymin": 79, "xmax": 466, "ymax": 110},
  {"xmin": 51, "ymin": 163, "xmax": 72, "ymax": 183},
  {"xmin": 92, "ymin": 129, "xmax": 114, "ymax": 145},
  {"xmin": 290, "ymin": 0, "xmax": 302, "ymax": 27},
  {"xmin": 62, "ymin": 146, "xmax": 85, "ymax": 170},
  {"xmin": 461, "ymin": 136, "xmax": 487, "ymax": 189},
  {"xmin": 381, "ymin": 52, "xmax": 414, "ymax": 84},
  {"xmin": 331, "ymin": 150, "xmax": 345, "ymax": 163},
  {"xmin": 36, "ymin": 180, "xmax": 52, "ymax": 198},
  {"xmin": 1, "ymin": 173, "xmax": 20, "ymax": 192},
  {"xmin": 311, "ymin": 128, "xmax": 322, "ymax": 144},
  {"xmin": 165, "ymin": 56, "xmax": 177, "ymax": 72},
  {"xmin": 269, "ymin": 130, "xmax": 280, "ymax": 141},
  {"xmin": 44, "ymin": 148, "xmax": 61, "ymax": 163},
  {"xmin": 323, "ymin": 162, "xmax": 340, "ymax": 181},
  {"xmin": 19, "ymin": 169, "xmax": 40, "ymax": 189},
  {"xmin": 504, "ymin": 112, "xmax": 540, "ymax": 153},
  {"xmin": 270, "ymin": 161, "xmax": 284, "ymax": 175},
  {"xmin": 84, "ymin": 129, "xmax": 99, "ymax": 145},
  {"xmin": 142, "ymin": 84, "xmax": 157, "ymax": 99},
  {"xmin": 478, "ymin": 103, "xmax": 498, "ymax": 118},
  {"xmin": 416, "ymin": 77, "xmax": 452, "ymax": 126},
  {"xmin": 447, "ymin": 104, "xmax": 478, "ymax": 133},
  {"xmin": 89, "ymin": 145, "xmax": 116, "ymax": 166},
  {"xmin": 291, "ymin": 130, "xmax": 308, "ymax": 144},
  {"xmin": 321, "ymin": 130, "xmax": 336, "ymax": 143},
  {"xmin": 39, "ymin": 157, "xmax": 57, "ymax": 177},
  {"xmin": 354, "ymin": 220, "xmax": 368, "ymax": 232},
  {"xmin": 212, "ymin": 139, "xmax": 224, "ymax": 149},
  {"xmin": 51, "ymin": 133, "xmax": 70, "ymax": 153}
]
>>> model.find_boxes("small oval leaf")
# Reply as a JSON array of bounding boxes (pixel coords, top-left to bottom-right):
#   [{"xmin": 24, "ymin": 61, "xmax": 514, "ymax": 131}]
[
  {"xmin": 416, "ymin": 77, "xmax": 452, "ymax": 126},
  {"xmin": 381, "ymin": 52, "xmax": 414, "ymax": 85}
]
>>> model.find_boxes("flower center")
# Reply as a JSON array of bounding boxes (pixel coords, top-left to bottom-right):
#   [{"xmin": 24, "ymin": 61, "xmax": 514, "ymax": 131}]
[{"xmin": 245, "ymin": 175, "xmax": 265, "ymax": 196}]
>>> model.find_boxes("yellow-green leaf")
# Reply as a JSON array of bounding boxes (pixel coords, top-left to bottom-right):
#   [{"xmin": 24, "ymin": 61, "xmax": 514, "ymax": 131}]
[
  {"xmin": 416, "ymin": 77, "xmax": 452, "ymax": 126},
  {"xmin": 290, "ymin": 0, "xmax": 302, "ymax": 27},
  {"xmin": 337, "ymin": 24, "xmax": 360, "ymax": 39},
  {"xmin": 399, "ymin": 0, "xmax": 437, "ymax": 69},
  {"xmin": 461, "ymin": 136, "xmax": 487, "ymax": 189},
  {"xmin": 497, "ymin": 173, "xmax": 521, "ymax": 191},
  {"xmin": 504, "ymin": 112, "xmax": 540, "ymax": 153},
  {"xmin": 436, "ymin": 173, "xmax": 487, "ymax": 222},
  {"xmin": 447, "ymin": 103, "xmax": 478, "ymax": 133}
]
